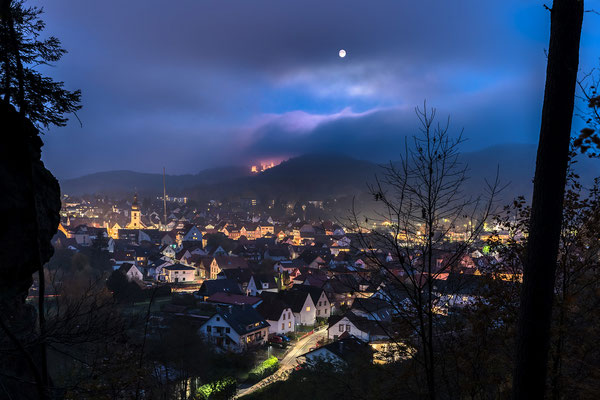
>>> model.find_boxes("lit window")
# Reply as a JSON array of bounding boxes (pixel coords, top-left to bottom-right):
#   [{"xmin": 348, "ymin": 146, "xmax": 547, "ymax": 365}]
[
  {"xmin": 306, "ymin": 306, "xmax": 310, "ymax": 312},
  {"xmin": 288, "ymin": 322, "xmax": 291, "ymax": 328}
]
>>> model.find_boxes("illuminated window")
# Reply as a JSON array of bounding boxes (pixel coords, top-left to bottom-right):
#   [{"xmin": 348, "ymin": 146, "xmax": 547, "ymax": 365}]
[
  {"xmin": 288, "ymin": 322, "xmax": 291, "ymax": 328},
  {"xmin": 306, "ymin": 306, "xmax": 310, "ymax": 312}
]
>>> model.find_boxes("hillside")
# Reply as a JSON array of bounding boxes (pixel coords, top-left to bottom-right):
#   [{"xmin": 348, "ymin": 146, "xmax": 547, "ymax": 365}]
[
  {"xmin": 61, "ymin": 144, "xmax": 599, "ymax": 203},
  {"xmin": 60, "ymin": 166, "xmax": 251, "ymax": 196}
]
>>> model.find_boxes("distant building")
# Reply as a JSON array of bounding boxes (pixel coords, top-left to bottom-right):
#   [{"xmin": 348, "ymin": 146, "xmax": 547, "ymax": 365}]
[{"xmin": 125, "ymin": 193, "xmax": 146, "ymax": 229}]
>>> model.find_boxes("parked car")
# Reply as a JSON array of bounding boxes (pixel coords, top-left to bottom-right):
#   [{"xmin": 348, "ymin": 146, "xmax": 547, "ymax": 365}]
[
  {"xmin": 277, "ymin": 334, "xmax": 291, "ymax": 342},
  {"xmin": 268, "ymin": 335, "xmax": 287, "ymax": 348}
]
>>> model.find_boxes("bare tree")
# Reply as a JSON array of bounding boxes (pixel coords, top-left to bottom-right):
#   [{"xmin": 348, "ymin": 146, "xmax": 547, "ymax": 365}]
[{"xmin": 345, "ymin": 103, "xmax": 501, "ymax": 399}]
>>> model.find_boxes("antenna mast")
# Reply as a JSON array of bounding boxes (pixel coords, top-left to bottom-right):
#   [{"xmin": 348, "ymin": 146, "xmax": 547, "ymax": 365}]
[{"xmin": 162, "ymin": 167, "xmax": 167, "ymax": 229}]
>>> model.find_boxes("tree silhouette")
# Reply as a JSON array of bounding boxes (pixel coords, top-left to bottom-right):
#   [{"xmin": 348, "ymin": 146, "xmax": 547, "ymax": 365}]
[
  {"xmin": 0, "ymin": 0, "xmax": 81, "ymax": 128},
  {"xmin": 512, "ymin": 0, "xmax": 584, "ymax": 398}
]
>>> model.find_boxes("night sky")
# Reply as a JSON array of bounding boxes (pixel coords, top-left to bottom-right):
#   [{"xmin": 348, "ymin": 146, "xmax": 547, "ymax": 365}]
[{"xmin": 34, "ymin": 0, "xmax": 600, "ymax": 179}]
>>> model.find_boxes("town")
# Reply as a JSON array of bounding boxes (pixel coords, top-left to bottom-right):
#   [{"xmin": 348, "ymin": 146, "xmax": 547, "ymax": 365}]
[{"xmin": 44, "ymin": 189, "xmax": 519, "ymax": 398}]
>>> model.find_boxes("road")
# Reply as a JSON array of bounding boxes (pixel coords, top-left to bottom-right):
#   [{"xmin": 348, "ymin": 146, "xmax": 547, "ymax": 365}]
[{"xmin": 236, "ymin": 327, "xmax": 327, "ymax": 398}]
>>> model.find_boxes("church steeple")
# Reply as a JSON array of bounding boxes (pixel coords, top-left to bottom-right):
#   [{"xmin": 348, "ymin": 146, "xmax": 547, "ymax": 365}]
[
  {"xmin": 126, "ymin": 192, "xmax": 144, "ymax": 229},
  {"xmin": 132, "ymin": 193, "xmax": 139, "ymax": 211}
]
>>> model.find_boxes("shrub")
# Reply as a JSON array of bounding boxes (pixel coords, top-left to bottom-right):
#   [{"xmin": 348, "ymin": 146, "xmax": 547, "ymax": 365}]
[
  {"xmin": 196, "ymin": 377, "xmax": 237, "ymax": 399},
  {"xmin": 246, "ymin": 356, "xmax": 279, "ymax": 384}
]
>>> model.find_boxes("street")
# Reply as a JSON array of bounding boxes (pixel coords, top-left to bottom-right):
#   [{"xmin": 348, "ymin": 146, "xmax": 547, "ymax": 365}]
[{"xmin": 236, "ymin": 327, "xmax": 328, "ymax": 398}]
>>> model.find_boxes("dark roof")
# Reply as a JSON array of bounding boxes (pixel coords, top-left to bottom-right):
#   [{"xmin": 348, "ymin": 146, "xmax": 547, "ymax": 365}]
[
  {"xmin": 256, "ymin": 296, "xmax": 290, "ymax": 321},
  {"xmin": 212, "ymin": 306, "xmax": 270, "ymax": 336},
  {"xmin": 304, "ymin": 335, "xmax": 373, "ymax": 363},
  {"xmin": 328, "ymin": 312, "xmax": 389, "ymax": 337},
  {"xmin": 198, "ymin": 279, "xmax": 243, "ymax": 297},
  {"xmin": 291, "ymin": 284, "xmax": 327, "ymax": 305},
  {"xmin": 261, "ymin": 290, "xmax": 310, "ymax": 313},
  {"xmin": 163, "ymin": 263, "xmax": 195, "ymax": 271},
  {"xmin": 251, "ymin": 274, "xmax": 278, "ymax": 289},
  {"xmin": 432, "ymin": 273, "xmax": 486, "ymax": 295},
  {"xmin": 118, "ymin": 263, "xmax": 136, "ymax": 274}
]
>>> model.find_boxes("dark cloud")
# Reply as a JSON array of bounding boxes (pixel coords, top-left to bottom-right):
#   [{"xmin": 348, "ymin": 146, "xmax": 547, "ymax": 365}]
[{"xmin": 29, "ymin": 0, "xmax": 600, "ymax": 179}]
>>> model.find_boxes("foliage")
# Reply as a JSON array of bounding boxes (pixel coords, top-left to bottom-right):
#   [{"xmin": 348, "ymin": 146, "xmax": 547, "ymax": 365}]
[
  {"xmin": 196, "ymin": 377, "xmax": 237, "ymax": 400},
  {"xmin": 0, "ymin": 0, "xmax": 81, "ymax": 128},
  {"xmin": 246, "ymin": 356, "xmax": 279, "ymax": 384}
]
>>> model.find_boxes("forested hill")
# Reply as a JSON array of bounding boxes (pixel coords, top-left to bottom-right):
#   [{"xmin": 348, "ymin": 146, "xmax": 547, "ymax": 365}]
[{"xmin": 61, "ymin": 144, "xmax": 599, "ymax": 202}]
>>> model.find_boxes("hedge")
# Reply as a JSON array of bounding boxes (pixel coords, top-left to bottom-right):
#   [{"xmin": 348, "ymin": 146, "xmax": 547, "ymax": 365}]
[
  {"xmin": 196, "ymin": 377, "xmax": 237, "ymax": 400},
  {"xmin": 246, "ymin": 356, "xmax": 279, "ymax": 384}
]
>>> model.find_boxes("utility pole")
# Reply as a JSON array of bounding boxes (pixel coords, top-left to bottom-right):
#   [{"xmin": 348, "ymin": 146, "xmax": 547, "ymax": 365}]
[{"xmin": 162, "ymin": 167, "xmax": 167, "ymax": 230}]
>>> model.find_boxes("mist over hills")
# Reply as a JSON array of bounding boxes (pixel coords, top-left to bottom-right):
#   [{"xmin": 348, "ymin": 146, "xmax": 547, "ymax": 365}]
[
  {"xmin": 60, "ymin": 144, "xmax": 599, "ymax": 204},
  {"xmin": 60, "ymin": 166, "xmax": 251, "ymax": 196}
]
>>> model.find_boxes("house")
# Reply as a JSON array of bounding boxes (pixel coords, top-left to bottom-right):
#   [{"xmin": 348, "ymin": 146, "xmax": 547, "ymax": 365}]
[
  {"xmin": 199, "ymin": 306, "xmax": 270, "ymax": 352},
  {"xmin": 159, "ymin": 263, "xmax": 195, "ymax": 283},
  {"xmin": 209, "ymin": 256, "xmax": 249, "ymax": 280},
  {"xmin": 327, "ymin": 312, "xmax": 389, "ymax": 342},
  {"xmin": 182, "ymin": 225, "xmax": 203, "ymax": 243},
  {"xmin": 247, "ymin": 274, "xmax": 278, "ymax": 296},
  {"xmin": 350, "ymin": 297, "xmax": 393, "ymax": 322},
  {"xmin": 292, "ymin": 285, "xmax": 331, "ymax": 319},
  {"xmin": 118, "ymin": 263, "xmax": 143, "ymax": 282},
  {"xmin": 196, "ymin": 279, "xmax": 244, "ymax": 299},
  {"xmin": 256, "ymin": 295, "xmax": 295, "ymax": 335},
  {"xmin": 302, "ymin": 336, "xmax": 373, "ymax": 368},
  {"xmin": 262, "ymin": 290, "xmax": 316, "ymax": 326},
  {"xmin": 112, "ymin": 249, "xmax": 137, "ymax": 267}
]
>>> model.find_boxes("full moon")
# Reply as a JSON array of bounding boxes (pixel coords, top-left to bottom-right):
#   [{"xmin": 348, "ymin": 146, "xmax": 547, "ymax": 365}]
[{"xmin": 338, "ymin": 49, "xmax": 346, "ymax": 58}]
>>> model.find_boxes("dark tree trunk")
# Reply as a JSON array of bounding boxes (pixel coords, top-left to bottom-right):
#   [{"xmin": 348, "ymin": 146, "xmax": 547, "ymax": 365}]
[{"xmin": 512, "ymin": 0, "xmax": 583, "ymax": 398}]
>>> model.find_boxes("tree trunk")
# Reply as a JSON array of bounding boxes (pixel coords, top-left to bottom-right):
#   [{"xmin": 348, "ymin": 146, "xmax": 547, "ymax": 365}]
[{"xmin": 512, "ymin": 1, "xmax": 583, "ymax": 398}]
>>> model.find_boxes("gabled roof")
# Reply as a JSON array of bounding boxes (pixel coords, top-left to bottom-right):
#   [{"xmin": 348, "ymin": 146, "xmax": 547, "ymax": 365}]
[
  {"xmin": 251, "ymin": 274, "xmax": 278, "ymax": 290},
  {"xmin": 210, "ymin": 306, "xmax": 270, "ymax": 336},
  {"xmin": 303, "ymin": 335, "xmax": 373, "ymax": 363},
  {"xmin": 291, "ymin": 284, "xmax": 327, "ymax": 306},
  {"xmin": 163, "ymin": 263, "xmax": 195, "ymax": 271},
  {"xmin": 256, "ymin": 296, "xmax": 290, "ymax": 321},
  {"xmin": 328, "ymin": 312, "xmax": 389, "ymax": 338},
  {"xmin": 198, "ymin": 279, "xmax": 243, "ymax": 297},
  {"xmin": 214, "ymin": 256, "xmax": 249, "ymax": 270},
  {"xmin": 261, "ymin": 290, "xmax": 311, "ymax": 313}
]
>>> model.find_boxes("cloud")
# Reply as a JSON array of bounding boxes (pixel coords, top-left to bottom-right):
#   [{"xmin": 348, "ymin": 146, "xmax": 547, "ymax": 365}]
[{"xmin": 32, "ymin": 0, "xmax": 600, "ymax": 179}]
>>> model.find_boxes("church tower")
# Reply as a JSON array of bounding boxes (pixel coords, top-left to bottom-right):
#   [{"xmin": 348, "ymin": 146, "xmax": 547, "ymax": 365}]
[{"xmin": 126, "ymin": 193, "xmax": 145, "ymax": 229}]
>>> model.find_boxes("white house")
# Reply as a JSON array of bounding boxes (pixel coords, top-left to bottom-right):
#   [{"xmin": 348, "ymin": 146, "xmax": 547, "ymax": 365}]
[
  {"xmin": 292, "ymin": 286, "xmax": 331, "ymax": 319},
  {"xmin": 256, "ymin": 296, "xmax": 295, "ymax": 335},
  {"xmin": 264, "ymin": 291, "xmax": 316, "ymax": 326},
  {"xmin": 327, "ymin": 312, "xmax": 389, "ymax": 342},
  {"xmin": 247, "ymin": 274, "xmax": 278, "ymax": 296},
  {"xmin": 118, "ymin": 263, "xmax": 143, "ymax": 282},
  {"xmin": 199, "ymin": 307, "xmax": 270, "ymax": 352},
  {"xmin": 159, "ymin": 263, "xmax": 195, "ymax": 283}
]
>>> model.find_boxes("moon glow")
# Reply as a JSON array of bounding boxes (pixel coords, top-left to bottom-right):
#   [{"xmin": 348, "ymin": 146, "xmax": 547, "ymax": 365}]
[{"xmin": 338, "ymin": 49, "xmax": 346, "ymax": 58}]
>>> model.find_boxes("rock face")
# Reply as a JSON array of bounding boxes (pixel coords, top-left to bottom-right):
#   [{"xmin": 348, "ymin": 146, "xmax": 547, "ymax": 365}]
[{"xmin": 0, "ymin": 102, "xmax": 61, "ymax": 398}]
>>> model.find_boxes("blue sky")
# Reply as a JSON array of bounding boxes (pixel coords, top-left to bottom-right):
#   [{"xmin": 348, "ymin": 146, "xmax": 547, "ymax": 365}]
[{"xmin": 33, "ymin": 0, "xmax": 600, "ymax": 179}]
